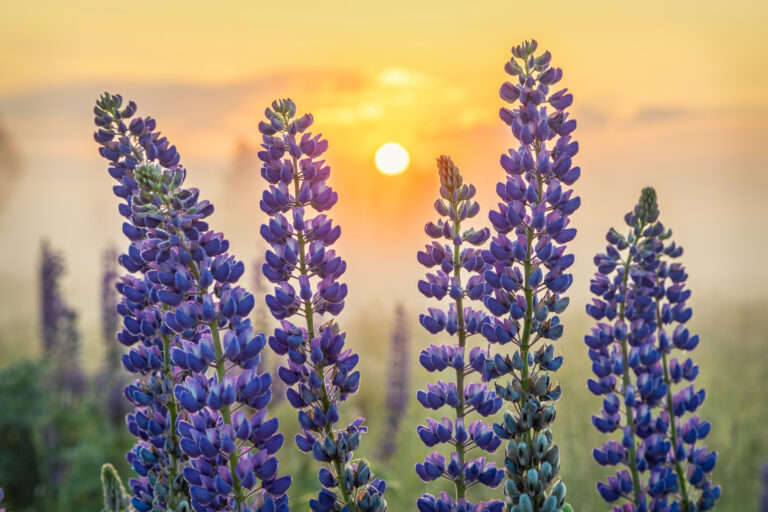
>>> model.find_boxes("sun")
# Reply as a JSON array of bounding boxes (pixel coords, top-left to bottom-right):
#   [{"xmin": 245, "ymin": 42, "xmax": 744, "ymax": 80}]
[{"xmin": 375, "ymin": 143, "xmax": 409, "ymax": 176}]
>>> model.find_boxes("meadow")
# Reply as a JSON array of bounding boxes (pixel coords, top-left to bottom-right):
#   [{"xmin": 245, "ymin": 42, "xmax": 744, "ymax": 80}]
[
  {"xmin": 0, "ymin": 5, "xmax": 766, "ymax": 509},
  {"xmin": 1, "ymin": 296, "xmax": 765, "ymax": 510}
]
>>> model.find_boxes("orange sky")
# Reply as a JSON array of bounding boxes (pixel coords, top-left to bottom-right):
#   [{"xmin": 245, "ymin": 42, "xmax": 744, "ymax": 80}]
[{"xmin": 1, "ymin": 1, "xmax": 767, "ymax": 364}]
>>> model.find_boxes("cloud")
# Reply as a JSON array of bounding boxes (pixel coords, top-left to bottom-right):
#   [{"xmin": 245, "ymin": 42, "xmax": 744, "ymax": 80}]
[
  {"xmin": 631, "ymin": 106, "xmax": 698, "ymax": 124},
  {"xmin": 0, "ymin": 117, "xmax": 21, "ymax": 213}
]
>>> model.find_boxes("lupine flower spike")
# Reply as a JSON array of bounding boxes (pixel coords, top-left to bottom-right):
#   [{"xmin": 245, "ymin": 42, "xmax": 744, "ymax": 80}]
[
  {"xmin": 762, "ymin": 462, "xmax": 768, "ymax": 512},
  {"xmin": 651, "ymin": 190, "xmax": 719, "ymax": 510},
  {"xmin": 257, "ymin": 98, "xmax": 387, "ymax": 512},
  {"xmin": 40, "ymin": 241, "xmax": 84, "ymax": 395},
  {"xmin": 39, "ymin": 241, "xmax": 84, "ymax": 487},
  {"xmin": 94, "ymin": 92, "xmax": 290, "ymax": 512},
  {"xmin": 587, "ymin": 187, "xmax": 719, "ymax": 511},
  {"xmin": 378, "ymin": 303, "xmax": 410, "ymax": 463},
  {"xmin": 101, "ymin": 463, "xmax": 131, "ymax": 512},
  {"xmin": 416, "ymin": 155, "xmax": 504, "ymax": 512},
  {"xmin": 481, "ymin": 40, "xmax": 579, "ymax": 512}
]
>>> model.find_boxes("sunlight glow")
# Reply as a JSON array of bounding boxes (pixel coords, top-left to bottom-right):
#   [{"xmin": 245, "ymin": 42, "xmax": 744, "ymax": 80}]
[{"xmin": 375, "ymin": 143, "xmax": 409, "ymax": 176}]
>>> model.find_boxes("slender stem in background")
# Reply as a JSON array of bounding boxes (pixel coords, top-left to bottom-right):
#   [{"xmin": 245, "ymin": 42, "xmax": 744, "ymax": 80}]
[
  {"xmin": 291, "ymin": 154, "xmax": 355, "ymax": 509},
  {"xmin": 656, "ymin": 300, "xmax": 691, "ymax": 509},
  {"xmin": 452, "ymin": 206, "xmax": 467, "ymax": 500}
]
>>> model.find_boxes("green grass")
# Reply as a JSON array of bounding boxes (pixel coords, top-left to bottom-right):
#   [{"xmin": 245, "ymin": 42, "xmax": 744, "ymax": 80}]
[
  {"xmin": 0, "ymin": 299, "xmax": 765, "ymax": 510},
  {"xmin": 270, "ymin": 299, "xmax": 766, "ymax": 510}
]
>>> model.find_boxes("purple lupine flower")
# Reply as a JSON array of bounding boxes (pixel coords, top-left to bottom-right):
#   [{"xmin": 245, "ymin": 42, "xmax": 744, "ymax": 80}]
[
  {"xmin": 39, "ymin": 240, "xmax": 84, "ymax": 395},
  {"xmin": 587, "ymin": 187, "xmax": 720, "ymax": 511},
  {"xmin": 257, "ymin": 98, "xmax": 386, "ymax": 512},
  {"xmin": 94, "ymin": 93, "xmax": 290, "ymax": 512},
  {"xmin": 480, "ymin": 40, "xmax": 578, "ymax": 511},
  {"xmin": 762, "ymin": 462, "xmax": 768, "ymax": 512},
  {"xmin": 416, "ymin": 155, "xmax": 504, "ymax": 512},
  {"xmin": 39, "ymin": 241, "xmax": 84, "ymax": 488},
  {"xmin": 650, "ymin": 189, "xmax": 720, "ymax": 511},
  {"xmin": 101, "ymin": 246, "xmax": 130, "ymax": 424},
  {"xmin": 587, "ymin": 188, "xmax": 667, "ymax": 509},
  {"xmin": 378, "ymin": 303, "xmax": 410, "ymax": 462},
  {"xmin": 253, "ymin": 258, "xmax": 285, "ymax": 408}
]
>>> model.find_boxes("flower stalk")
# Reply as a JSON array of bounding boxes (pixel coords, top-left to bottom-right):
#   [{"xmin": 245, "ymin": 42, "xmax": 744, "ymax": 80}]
[
  {"xmin": 258, "ymin": 98, "xmax": 386, "ymax": 512},
  {"xmin": 416, "ymin": 155, "xmax": 504, "ymax": 512},
  {"xmin": 481, "ymin": 40, "xmax": 579, "ymax": 512}
]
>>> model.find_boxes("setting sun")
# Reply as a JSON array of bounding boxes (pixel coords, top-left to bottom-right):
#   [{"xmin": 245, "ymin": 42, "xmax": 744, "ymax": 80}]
[{"xmin": 375, "ymin": 142, "xmax": 409, "ymax": 176}]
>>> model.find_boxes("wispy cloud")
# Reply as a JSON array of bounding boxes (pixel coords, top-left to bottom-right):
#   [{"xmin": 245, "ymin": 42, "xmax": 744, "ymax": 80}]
[
  {"xmin": 0, "ymin": 117, "xmax": 20, "ymax": 213},
  {"xmin": 631, "ymin": 106, "xmax": 697, "ymax": 124}
]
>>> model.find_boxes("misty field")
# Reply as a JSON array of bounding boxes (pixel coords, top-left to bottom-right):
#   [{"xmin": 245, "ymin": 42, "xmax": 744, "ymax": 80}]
[
  {"xmin": 1, "ymin": 6, "xmax": 766, "ymax": 509},
  {"xmin": 1, "ymin": 299, "xmax": 764, "ymax": 511}
]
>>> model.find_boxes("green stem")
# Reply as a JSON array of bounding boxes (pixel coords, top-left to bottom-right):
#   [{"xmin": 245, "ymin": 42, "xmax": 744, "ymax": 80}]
[
  {"xmin": 153, "ymin": 182, "xmax": 247, "ymax": 507},
  {"xmin": 520, "ymin": 227, "xmax": 535, "ymax": 455},
  {"xmin": 656, "ymin": 301, "xmax": 691, "ymax": 509},
  {"xmin": 291, "ymin": 154, "xmax": 355, "ymax": 509},
  {"xmin": 176, "ymin": 239, "xmax": 247, "ymax": 508},
  {"xmin": 161, "ymin": 334, "xmax": 180, "ymax": 506},
  {"xmin": 618, "ymin": 232, "xmax": 643, "ymax": 504},
  {"xmin": 518, "ymin": 147, "xmax": 542, "ymax": 447},
  {"xmin": 520, "ymin": 229, "xmax": 534, "ymax": 395},
  {"xmin": 452, "ymin": 209, "xmax": 467, "ymax": 501},
  {"xmin": 209, "ymin": 321, "xmax": 245, "ymax": 507}
]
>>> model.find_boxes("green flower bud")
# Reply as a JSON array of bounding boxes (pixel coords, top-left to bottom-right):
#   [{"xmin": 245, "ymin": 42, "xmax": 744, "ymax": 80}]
[
  {"xmin": 100, "ymin": 463, "xmax": 130, "ymax": 512},
  {"xmin": 541, "ymin": 494, "xmax": 558, "ymax": 512},
  {"xmin": 135, "ymin": 162, "xmax": 164, "ymax": 193},
  {"xmin": 505, "ymin": 478, "xmax": 520, "ymax": 498},
  {"xmin": 525, "ymin": 468, "xmax": 539, "ymax": 493},
  {"xmin": 533, "ymin": 373, "xmax": 550, "ymax": 396},
  {"xmin": 533, "ymin": 433, "xmax": 549, "ymax": 461},
  {"xmin": 539, "ymin": 461, "xmax": 553, "ymax": 483},
  {"xmin": 536, "ymin": 404, "xmax": 557, "ymax": 429},
  {"xmin": 516, "ymin": 493, "xmax": 533, "ymax": 512}
]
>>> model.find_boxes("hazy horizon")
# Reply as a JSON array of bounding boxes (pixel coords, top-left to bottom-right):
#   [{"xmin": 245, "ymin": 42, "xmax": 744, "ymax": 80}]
[{"xmin": 2, "ymin": 1, "xmax": 767, "ymax": 367}]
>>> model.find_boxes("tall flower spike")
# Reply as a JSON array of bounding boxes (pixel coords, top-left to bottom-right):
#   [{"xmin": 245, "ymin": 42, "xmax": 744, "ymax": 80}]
[
  {"xmin": 94, "ymin": 93, "xmax": 290, "ymax": 512},
  {"xmin": 101, "ymin": 463, "xmax": 131, "ymax": 512},
  {"xmin": 481, "ymin": 40, "xmax": 578, "ymax": 512},
  {"xmin": 416, "ymin": 156, "xmax": 504, "ymax": 512},
  {"xmin": 762, "ymin": 463, "xmax": 768, "ymax": 512},
  {"xmin": 40, "ymin": 241, "xmax": 84, "ymax": 395},
  {"xmin": 378, "ymin": 303, "xmax": 410, "ymax": 463},
  {"xmin": 586, "ymin": 187, "xmax": 666, "ymax": 509},
  {"xmin": 651, "ymin": 189, "xmax": 720, "ymax": 511},
  {"xmin": 586, "ymin": 187, "xmax": 720, "ymax": 511},
  {"xmin": 258, "ymin": 98, "xmax": 387, "ymax": 512}
]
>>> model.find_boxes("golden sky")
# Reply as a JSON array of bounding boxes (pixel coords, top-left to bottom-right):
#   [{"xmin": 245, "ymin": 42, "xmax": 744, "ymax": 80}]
[{"xmin": 0, "ymin": 1, "xmax": 766, "ymax": 362}]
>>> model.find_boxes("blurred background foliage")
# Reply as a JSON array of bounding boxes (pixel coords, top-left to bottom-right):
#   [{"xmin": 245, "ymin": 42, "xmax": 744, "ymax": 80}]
[
  {"xmin": 0, "ymin": 289, "xmax": 765, "ymax": 510},
  {"xmin": 0, "ymin": 4, "xmax": 766, "ymax": 508}
]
